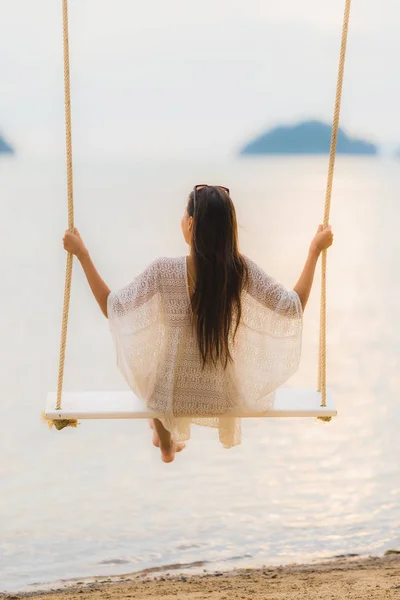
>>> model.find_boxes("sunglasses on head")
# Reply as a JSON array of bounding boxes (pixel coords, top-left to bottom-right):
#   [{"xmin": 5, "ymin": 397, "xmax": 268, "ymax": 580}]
[{"xmin": 193, "ymin": 185, "xmax": 230, "ymax": 206}]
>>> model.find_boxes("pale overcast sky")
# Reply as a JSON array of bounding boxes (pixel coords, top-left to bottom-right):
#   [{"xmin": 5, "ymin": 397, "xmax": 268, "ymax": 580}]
[{"xmin": 1, "ymin": 0, "xmax": 399, "ymax": 158}]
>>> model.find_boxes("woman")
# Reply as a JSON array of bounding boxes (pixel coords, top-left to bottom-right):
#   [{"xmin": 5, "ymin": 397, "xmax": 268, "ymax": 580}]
[{"xmin": 64, "ymin": 185, "xmax": 333, "ymax": 461}]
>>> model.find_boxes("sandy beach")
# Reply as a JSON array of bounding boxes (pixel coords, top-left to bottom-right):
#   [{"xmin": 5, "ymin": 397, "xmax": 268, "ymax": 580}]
[{"xmin": 3, "ymin": 554, "xmax": 400, "ymax": 600}]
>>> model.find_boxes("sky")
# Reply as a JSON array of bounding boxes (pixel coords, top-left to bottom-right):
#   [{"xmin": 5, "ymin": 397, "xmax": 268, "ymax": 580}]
[{"xmin": 1, "ymin": 0, "xmax": 400, "ymax": 158}]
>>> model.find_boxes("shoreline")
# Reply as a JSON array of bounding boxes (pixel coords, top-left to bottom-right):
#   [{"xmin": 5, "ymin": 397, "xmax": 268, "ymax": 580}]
[{"xmin": 3, "ymin": 553, "xmax": 400, "ymax": 600}]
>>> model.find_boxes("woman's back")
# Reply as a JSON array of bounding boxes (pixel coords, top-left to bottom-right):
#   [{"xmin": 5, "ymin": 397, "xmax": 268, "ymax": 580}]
[{"xmin": 107, "ymin": 254, "xmax": 302, "ymax": 447}]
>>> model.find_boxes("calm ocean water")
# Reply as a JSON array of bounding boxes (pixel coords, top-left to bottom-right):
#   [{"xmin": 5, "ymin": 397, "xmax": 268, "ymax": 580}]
[{"xmin": 1, "ymin": 155, "xmax": 400, "ymax": 592}]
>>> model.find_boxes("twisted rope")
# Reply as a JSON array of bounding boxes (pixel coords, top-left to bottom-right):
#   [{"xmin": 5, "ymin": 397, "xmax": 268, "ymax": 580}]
[
  {"xmin": 318, "ymin": 0, "xmax": 352, "ymax": 421},
  {"xmin": 50, "ymin": 0, "xmax": 77, "ymax": 430}
]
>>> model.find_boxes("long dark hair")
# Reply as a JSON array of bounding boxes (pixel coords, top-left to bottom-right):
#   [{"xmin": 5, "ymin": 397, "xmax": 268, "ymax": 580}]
[{"xmin": 187, "ymin": 186, "xmax": 248, "ymax": 368}]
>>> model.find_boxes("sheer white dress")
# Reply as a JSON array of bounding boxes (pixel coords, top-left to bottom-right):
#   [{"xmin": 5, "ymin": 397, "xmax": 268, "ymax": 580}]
[{"xmin": 107, "ymin": 256, "xmax": 302, "ymax": 448}]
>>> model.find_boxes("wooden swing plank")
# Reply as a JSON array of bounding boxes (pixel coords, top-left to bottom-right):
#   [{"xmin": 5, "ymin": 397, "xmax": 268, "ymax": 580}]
[{"xmin": 45, "ymin": 388, "xmax": 336, "ymax": 421}]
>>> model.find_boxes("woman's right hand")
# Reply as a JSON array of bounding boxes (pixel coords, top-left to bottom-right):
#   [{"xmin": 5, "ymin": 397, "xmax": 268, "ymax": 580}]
[
  {"xmin": 310, "ymin": 224, "xmax": 334, "ymax": 255},
  {"xmin": 63, "ymin": 228, "xmax": 88, "ymax": 260}
]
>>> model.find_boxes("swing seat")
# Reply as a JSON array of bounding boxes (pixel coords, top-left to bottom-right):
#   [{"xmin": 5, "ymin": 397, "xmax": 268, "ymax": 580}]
[{"xmin": 45, "ymin": 388, "xmax": 336, "ymax": 421}]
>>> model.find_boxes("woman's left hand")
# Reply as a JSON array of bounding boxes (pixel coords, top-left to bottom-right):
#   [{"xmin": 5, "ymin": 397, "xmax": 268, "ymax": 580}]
[{"xmin": 63, "ymin": 228, "xmax": 88, "ymax": 259}]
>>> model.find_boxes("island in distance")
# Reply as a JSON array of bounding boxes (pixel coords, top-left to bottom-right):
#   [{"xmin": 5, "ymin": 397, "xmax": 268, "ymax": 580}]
[
  {"xmin": 0, "ymin": 133, "xmax": 14, "ymax": 154},
  {"xmin": 240, "ymin": 120, "xmax": 378, "ymax": 156}
]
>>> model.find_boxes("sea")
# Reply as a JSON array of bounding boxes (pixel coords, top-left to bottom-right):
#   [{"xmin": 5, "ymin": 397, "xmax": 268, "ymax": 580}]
[{"xmin": 1, "ymin": 154, "xmax": 399, "ymax": 592}]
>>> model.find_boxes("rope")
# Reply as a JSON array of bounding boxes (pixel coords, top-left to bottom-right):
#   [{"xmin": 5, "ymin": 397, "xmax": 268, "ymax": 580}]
[
  {"xmin": 49, "ymin": 0, "xmax": 77, "ymax": 430},
  {"xmin": 49, "ymin": 0, "xmax": 351, "ymax": 429},
  {"xmin": 318, "ymin": 0, "xmax": 352, "ymax": 421}
]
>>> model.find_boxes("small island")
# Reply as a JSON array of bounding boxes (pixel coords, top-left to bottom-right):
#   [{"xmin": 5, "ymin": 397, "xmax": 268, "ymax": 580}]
[
  {"xmin": 240, "ymin": 120, "xmax": 378, "ymax": 156},
  {"xmin": 0, "ymin": 133, "xmax": 14, "ymax": 154}
]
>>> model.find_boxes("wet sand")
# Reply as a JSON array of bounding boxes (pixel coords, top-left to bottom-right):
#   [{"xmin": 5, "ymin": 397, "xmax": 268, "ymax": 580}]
[{"xmin": 3, "ymin": 554, "xmax": 400, "ymax": 600}]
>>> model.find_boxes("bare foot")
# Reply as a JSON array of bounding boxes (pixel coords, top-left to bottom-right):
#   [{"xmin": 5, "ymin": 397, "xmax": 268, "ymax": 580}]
[
  {"xmin": 149, "ymin": 419, "xmax": 186, "ymax": 462},
  {"xmin": 160, "ymin": 440, "xmax": 186, "ymax": 463}
]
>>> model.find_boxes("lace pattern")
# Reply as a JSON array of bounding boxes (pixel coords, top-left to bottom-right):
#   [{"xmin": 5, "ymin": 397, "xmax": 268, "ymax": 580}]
[{"xmin": 108, "ymin": 256, "xmax": 302, "ymax": 448}]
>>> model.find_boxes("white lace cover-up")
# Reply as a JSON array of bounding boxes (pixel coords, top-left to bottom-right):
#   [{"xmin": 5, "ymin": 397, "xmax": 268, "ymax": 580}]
[{"xmin": 107, "ymin": 256, "xmax": 302, "ymax": 448}]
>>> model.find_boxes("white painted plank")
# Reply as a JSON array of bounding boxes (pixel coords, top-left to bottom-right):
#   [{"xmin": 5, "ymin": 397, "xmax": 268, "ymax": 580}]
[{"xmin": 45, "ymin": 388, "xmax": 336, "ymax": 420}]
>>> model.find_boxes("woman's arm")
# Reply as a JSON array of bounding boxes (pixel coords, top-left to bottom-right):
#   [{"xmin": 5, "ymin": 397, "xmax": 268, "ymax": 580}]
[
  {"xmin": 63, "ymin": 228, "xmax": 110, "ymax": 318},
  {"xmin": 293, "ymin": 248, "xmax": 320, "ymax": 311},
  {"xmin": 294, "ymin": 225, "xmax": 333, "ymax": 311},
  {"xmin": 78, "ymin": 253, "xmax": 110, "ymax": 317}
]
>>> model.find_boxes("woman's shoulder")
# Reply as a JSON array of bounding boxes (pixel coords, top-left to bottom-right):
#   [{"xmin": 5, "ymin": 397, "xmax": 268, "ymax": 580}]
[
  {"xmin": 241, "ymin": 255, "xmax": 278, "ymax": 290},
  {"xmin": 151, "ymin": 255, "xmax": 185, "ymax": 268},
  {"xmin": 242, "ymin": 255, "xmax": 267, "ymax": 277},
  {"xmin": 147, "ymin": 256, "xmax": 186, "ymax": 279},
  {"xmin": 242, "ymin": 254, "xmax": 255, "ymax": 268}
]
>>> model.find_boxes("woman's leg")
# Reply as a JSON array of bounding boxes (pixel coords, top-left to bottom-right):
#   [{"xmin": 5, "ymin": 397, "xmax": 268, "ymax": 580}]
[
  {"xmin": 149, "ymin": 418, "xmax": 160, "ymax": 448},
  {"xmin": 150, "ymin": 418, "xmax": 185, "ymax": 463}
]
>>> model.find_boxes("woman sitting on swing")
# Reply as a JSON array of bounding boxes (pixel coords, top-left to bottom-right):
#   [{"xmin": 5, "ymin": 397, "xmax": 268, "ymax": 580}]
[{"xmin": 64, "ymin": 185, "xmax": 333, "ymax": 461}]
